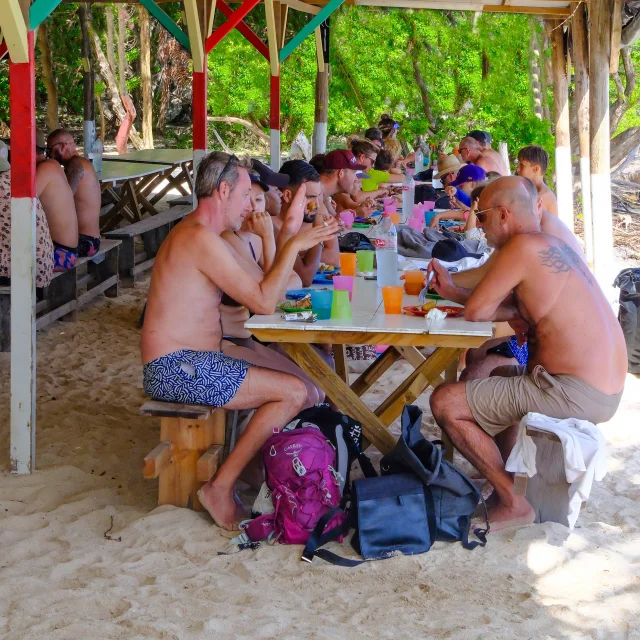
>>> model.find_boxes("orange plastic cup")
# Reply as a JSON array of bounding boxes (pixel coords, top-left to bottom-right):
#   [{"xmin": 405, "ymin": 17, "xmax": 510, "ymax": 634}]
[
  {"xmin": 389, "ymin": 213, "xmax": 401, "ymax": 226},
  {"xmin": 404, "ymin": 270, "xmax": 425, "ymax": 295},
  {"xmin": 382, "ymin": 285, "xmax": 404, "ymax": 314},
  {"xmin": 339, "ymin": 252, "xmax": 357, "ymax": 276}
]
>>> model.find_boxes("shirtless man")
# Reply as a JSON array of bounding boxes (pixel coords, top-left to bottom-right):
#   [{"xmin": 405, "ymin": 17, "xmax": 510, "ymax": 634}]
[
  {"xmin": 47, "ymin": 129, "xmax": 102, "ymax": 257},
  {"xmin": 457, "ymin": 177, "xmax": 582, "ymax": 380},
  {"xmin": 467, "ymin": 130, "xmax": 510, "ymax": 176},
  {"xmin": 142, "ymin": 152, "xmax": 338, "ymax": 529},
  {"xmin": 273, "ymin": 160, "xmax": 328, "ymax": 287},
  {"xmin": 311, "ymin": 149, "xmax": 367, "ymax": 266},
  {"xmin": 459, "ymin": 136, "xmax": 506, "ymax": 176},
  {"xmin": 516, "ymin": 145, "xmax": 558, "ymax": 216},
  {"xmin": 35, "ymin": 132, "xmax": 79, "ymax": 271},
  {"xmin": 428, "ymin": 176, "xmax": 626, "ymax": 530}
]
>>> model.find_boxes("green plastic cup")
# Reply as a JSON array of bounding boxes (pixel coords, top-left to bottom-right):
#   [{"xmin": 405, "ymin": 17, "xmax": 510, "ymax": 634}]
[
  {"xmin": 356, "ymin": 250, "xmax": 375, "ymax": 273},
  {"xmin": 331, "ymin": 289, "xmax": 352, "ymax": 319}
]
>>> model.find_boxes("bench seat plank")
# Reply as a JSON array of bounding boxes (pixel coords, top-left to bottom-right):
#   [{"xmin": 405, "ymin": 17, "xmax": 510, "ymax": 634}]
[{"xmin": 139, "ymin": 400, "xmax": 213, "ymax": 420}]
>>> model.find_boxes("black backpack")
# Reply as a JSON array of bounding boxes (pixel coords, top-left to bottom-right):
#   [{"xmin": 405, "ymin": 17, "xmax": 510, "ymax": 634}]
[{"xmin": 614, "ymin": 268, "xmax": 640, "ymax": 374}]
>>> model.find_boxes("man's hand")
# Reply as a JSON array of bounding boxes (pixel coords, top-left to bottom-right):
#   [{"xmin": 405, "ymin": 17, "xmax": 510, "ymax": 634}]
[
  {"xmin": 508, "ymin": 316, "xmax": 530, "ymax": 346},
  {"xmin": 292, "ymin": 217, "xmax": 339, "ymax": 252},
  {"xmin": 444, "ymin": 185, "xmax": 456, "ymax": 198},
  {"xmin": 426, "ymin": 259, "xmax": 458, "ymax": 300},
  {"xmin": 282, "ymin": 182, "xmax": 306, "ymax": 236},
  {"xmin": 245, "ymin": 210, "xmax": 273, "ymax": 239}
]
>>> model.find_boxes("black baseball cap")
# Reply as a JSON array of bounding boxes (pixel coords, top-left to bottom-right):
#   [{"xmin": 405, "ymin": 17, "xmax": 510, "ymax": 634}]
[
  {"xmin": 468, "ymin": 130, "xmax": 492, "ymax": 145},
  {"xmin": 251, "ymin": 159, "xmax": 290, "ymax": 189},
  {"xmin": 249, "ymin": 172, "xmax": 269, "ymax": 192}
]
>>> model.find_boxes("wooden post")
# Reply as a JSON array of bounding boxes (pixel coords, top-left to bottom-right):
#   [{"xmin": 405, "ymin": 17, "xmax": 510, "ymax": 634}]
[
  {"xmin": 79, "ymin": 3, "xmax": 96, "ymax": 157},
  {"xmin": 572, "ymin": 5, "xmax": 593, "ymax": 267},
  {"xmin": 265, "ymin": 0, "xmax": 280, "ymax": 170},
  {"xmin": 9, "ymin": 28, "xmax": 37, "ymax": 474},
  {"xmin": 192, "ymin": 66, "xmax": 207, "ymax": 190},
  {"xmin": 550, "ymin": 20, "xmax": 573, "ymax": 231},
  {"xmin": 312, "ymin": 25, "xmax": 328, "ymax": 156},
  {"xmin": 589, "ymin": 0, "xmax": 615, "ymax": 290},
  {"xmin": 139, "ymin": 6, "xmax": 153, "ymax": 148}
]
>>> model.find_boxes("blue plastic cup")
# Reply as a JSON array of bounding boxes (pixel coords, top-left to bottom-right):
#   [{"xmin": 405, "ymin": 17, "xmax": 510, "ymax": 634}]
[
  {"xmin": 310, "ymin": 289, "xmax": 333, "ymax": 320},
  {"xmin": 424, "ymin": 210, "xmax": 436, "ymax": 227}
]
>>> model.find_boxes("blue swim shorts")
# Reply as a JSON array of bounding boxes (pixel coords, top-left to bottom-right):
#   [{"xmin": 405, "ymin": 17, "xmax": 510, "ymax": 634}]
[
  {"xmin": 143, "ymin": 349, "xmax": 250, "ymax": 407},
  {"xmin": 506, "ymin": 337, "xmax": 529, "ymax": 367}
]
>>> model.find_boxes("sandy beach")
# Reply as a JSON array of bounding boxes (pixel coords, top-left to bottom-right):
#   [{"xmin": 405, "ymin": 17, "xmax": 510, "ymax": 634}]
[{"xmin": 1, "ymin": 277, "xmax": 639, "ymax": 639}]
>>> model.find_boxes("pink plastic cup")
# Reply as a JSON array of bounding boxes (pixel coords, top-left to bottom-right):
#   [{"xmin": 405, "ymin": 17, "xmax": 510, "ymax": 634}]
[
  {"xmin": 412, "ymin": 204, "xmax": 425, "ymax": 218},
  {"xmin": 383, "ymin": 202, "xmax": 397, "ymax": 214},
  {"xmin": 382, "ymin": 196, "xmax": 395, "ymax": 205},
  {"xmin": 339, "ymin": 211, "xmax": 355, "ymax": 228},
  {"xmin": 333, "ymin": 275, "xmax": 354, "ymax": 301},
  {"xmin": 408, "ymin": 217, "xmax": 423, "ymax": 232},
  {"xmin": 423, "ymin": 201, "xmax": 435, "ymax": 211}
]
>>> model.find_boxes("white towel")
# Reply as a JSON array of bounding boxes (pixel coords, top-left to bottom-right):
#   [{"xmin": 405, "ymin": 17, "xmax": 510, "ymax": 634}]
[{"xmin": 505, "ymin": 412, "xmax": 608, "ymax": 528}]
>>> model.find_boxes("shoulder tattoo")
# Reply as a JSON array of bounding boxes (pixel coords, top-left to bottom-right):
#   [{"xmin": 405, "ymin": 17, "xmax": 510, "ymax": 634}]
[{"xmin": 538, "ymin": 243, "xmax": 593, "ymax": 287}]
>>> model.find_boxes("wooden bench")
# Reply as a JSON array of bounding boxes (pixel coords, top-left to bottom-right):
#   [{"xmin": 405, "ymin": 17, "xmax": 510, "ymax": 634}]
[
  {"xmin": 141, "ymin": 401, "xmax": 237, "ymax": 511},
  {"xmin": 0, "ymin": 238, "xmax": 121, "ymax": 351},
  {"xmin": 104, "ymin": 204, "xmax": 192, "ymax": 287},
  {"xmin": 514, "ymin": 426, "xmax": 574, "ymax": 526}
]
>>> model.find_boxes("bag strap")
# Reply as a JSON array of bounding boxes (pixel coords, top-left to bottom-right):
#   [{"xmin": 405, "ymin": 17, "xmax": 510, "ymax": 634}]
[
  {"xmin": 310, "ymin": 548, "xmax": 365, "ymax": 567},
  {"xmin": 450, "ymin": 464, "xmax": 490, "ymax": 546},
  {"xmin": 301, "ymin": 506, "xmax": 351, "ymax": 564}
]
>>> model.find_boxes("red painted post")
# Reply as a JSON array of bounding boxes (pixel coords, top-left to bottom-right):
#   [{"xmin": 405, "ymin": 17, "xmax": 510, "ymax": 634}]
[
  {"xmin": 192, "ymin": 63, "xmax": 208, "ymax": 192},
  {"xmin": 9, "ymin": 30, "xmax": 37, "ymax": 474},
  {"xmin": 270, "ymin": 74, "xmax": 280, "ymax": 171}
]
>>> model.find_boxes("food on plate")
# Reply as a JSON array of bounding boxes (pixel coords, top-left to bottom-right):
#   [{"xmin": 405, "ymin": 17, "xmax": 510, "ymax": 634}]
[
  {"xmin": 402, "ymin": 305, "xmax": 463, "ymax": 318},
  {"xmin": 318, "ymin": 263, "xmax": 337, "ymax": 273},
  {"xmin": 421, "ymin": 301, "xmax": 437, "ymax": 312},
  {"xmin": 278, "ymin": 295, "xmax": 312, "ymax": 310}
]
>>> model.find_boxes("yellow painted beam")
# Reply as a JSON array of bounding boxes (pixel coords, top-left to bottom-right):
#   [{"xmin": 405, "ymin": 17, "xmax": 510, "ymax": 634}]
[
  {"xmin": 207, "ymin": 0, "xmax": 217, "ymax": 38},
  {"xmin": 314, "ymin": 26, "xmax": 324, "ymax": 72},
  {"xmin": 265, "ymin": 0, "xmax": 280, "ymax": 76},
  {"xmin": 184, "ymin": 0, "xmax": 205, "ymax": 72},
  {"xmin": 2, "ymin": 0, "xmax": 29, "ymax": 63}
]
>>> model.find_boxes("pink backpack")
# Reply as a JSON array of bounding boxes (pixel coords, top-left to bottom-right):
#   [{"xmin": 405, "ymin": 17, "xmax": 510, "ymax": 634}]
[{"xmin": 250, "ymin": 426, "xmax": 345, "ymax": 545}]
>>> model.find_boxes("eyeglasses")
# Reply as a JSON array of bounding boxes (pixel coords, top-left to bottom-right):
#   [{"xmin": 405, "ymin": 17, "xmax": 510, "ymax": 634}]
[
  {"xmin": 459, "ymin": 147, "xmax": 470, "ymax": 154},
  {"xmin": 473, "ymin": 205, "xmax": 499, "ymax": 224},
  {"xmin": 215, "ymin": 154, "xmax": 239, "ymax": 191}
]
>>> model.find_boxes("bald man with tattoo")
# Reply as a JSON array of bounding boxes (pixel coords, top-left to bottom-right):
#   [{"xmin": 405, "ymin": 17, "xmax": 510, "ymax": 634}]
[
  {"xmin": 427, "ymin": 176, "xmax": 626, "ymax": 531},
  {"xmin": 47, "ymin": 130, "xmax": 102, "ymax": 257}
]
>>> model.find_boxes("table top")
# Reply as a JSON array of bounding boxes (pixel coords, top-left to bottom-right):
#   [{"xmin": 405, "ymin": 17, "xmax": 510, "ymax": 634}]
[
  {"xmin": 245, "ymin": 274, "xmax": 493, "ymax": 345},
  {"xmin": 99, "ymin": 161, "xmax": 172, "ymax": 183},
  {"xmin": 105, "ymin": 149, "xmax": 193, "ymax": 165}
]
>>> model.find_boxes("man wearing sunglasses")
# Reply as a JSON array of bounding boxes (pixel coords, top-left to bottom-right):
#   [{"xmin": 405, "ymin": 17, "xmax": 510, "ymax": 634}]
[
  {"xmin": 141, "ymin": 151, "xmax": 339, "ymax": 530},
  {"xmin": 47, "ymin": 130, "xmax": 102, "ymax": 258},
  {"xmin": 428, "ymin": 176, "xmax": 626, "ymax": 531},
  {"xmin": 458, "ymin": 136, "xmax": 507, "ymax": 176}
]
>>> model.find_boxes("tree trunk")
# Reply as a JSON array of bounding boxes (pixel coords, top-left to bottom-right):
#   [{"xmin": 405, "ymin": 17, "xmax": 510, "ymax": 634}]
[
  {"xmin": 79, "ymin": 3, "xmax": 96, "ymax": 156},
  {"xmin": 139, "ymin": 6, "xmax": 153, "ymax": 148},
  {"xmin": 541, "ymin": 20, "xmax": 553, "ymax": 122},
  {"xmin": 36, "ymin": 23, "xmax": 59, "ymax": 131},
  {"xmin": 89, "ymin": 24, "xmax": 144, "ymax": 150},
  {"xmin": 408, "ymin": 39, "xmax": 437, "ymax": 135},
  {"xmin": 312, "ymin": 64, "xmax": 329, "ymax": 156},
  {"xmin": 106, "ymin": 6, "xmax": 116, "ymax": 76},
  {"xmin": 529, "ymin": 28, "xmax": 543, "ymax": 120},
  {"xmin": 610, "ymin": 47, "xmax": 636, "ymax": 133},
  {"xmin": 611, "ymin": 127, "xmax": 640, "ymax": 168},
  {"xmin": 207, "ymin": 116, "xmax": 269, "ymax": 143},
  {"xmin": 117, "ymin": 6, "xmax": 127, "ymax": 96}
]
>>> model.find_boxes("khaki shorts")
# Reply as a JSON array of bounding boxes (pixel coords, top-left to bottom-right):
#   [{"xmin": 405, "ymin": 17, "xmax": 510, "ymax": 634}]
[{"xmin": 466, "ymin": 364, "xmax": 623, "ymax": 436}]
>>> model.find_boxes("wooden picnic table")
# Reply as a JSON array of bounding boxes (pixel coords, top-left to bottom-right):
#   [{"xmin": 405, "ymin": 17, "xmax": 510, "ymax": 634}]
[
  {"xmin": 104, "ymin": 149, "xmax": 194, "ymax": 209},
  {"xmin": 99, "ymin": 161, "xmax": 172, "ymax": 232},
  {"xmin": 245, "ymin": 275, "xmax": 494, "ymax": 456}
]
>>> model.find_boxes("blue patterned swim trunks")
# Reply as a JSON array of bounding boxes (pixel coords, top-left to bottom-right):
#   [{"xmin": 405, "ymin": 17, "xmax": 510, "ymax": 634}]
[
  {"xmin": 506, "ymin": 337, "xmax": 529, "ymax": 367},
  {"xmin": 143, "ymin": 349, "xmax": 250, "ymax": 407}
]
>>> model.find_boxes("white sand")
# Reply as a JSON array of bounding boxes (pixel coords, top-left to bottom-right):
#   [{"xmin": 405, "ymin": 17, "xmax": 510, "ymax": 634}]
[{"xmin": 1, "ymin": 278, "xmax": 639, "ymax": 639}]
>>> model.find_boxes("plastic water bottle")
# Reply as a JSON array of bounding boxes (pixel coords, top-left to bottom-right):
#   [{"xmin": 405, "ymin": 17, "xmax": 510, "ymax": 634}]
[
  {"xmin": 375, "ymin": 214, "xmax": 398, "ymax": 287},
  {"xmin": 401, "ymin": 172, "xmax": 415, "ymax": 223},
  {"xmin": 92, "ymin": 138, "xmax": 103, "ymax": 177},
  {"xmin": 414, "ymin": 148, "xmax": 424, "ymax": 175}
]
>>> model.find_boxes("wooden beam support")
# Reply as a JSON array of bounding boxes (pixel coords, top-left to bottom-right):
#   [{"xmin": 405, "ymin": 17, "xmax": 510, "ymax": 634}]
[
  {"xmin": 2, "ymin": 0, "xmax": 29, "ymax": 63},
  {"xmin": 610, "ymin": 0, "xmax": 622, "ymax": 74},
  {"xmin": 205, "ymin": 0, "xmax": 261, "ymax": 53},
  {"xmin": 138, "ymin": 0, "xmax": 191, "ymax": 51},
  {"xmin": 29, "ymin": 0, "xmax": 64, "ymax": 30},
  {"xmin": 314, "ymin": 26, "xmax": 324, "ymax": 71},
  {"xmin": 572, "ymin": 4, "xmax": 593, "ymax": 267},
  {"xmin": 143, "ymin": 441, "xmax": 174, "ymax": 478},
  {"xmin": 270, "ymin": 74, "xmax": 281, "ymax": 170},
  {"xmin": 265, "ymin": 0, "xmax": 280, "ymax": 75},
  {"xmin": 549, "ymin": 20, "xmax": 574, "ymax": 231},
  {"xmin": 279, "ymin": 0, "xmax": 345, "ymax": 63},
  {"xmin": 284, "ymin": 0, "xmax": 321, "ymax": 14},
  {"xmin": 192, "ymin": 65, "xmax": 208, "ymax": 182},
  {"xmin": 9, "ymin": 29, "xmax": 36, "ymax": 473},
  {"xmin": 217, "ymin": 0, "xmax": 269, "ymax": 59},
  {"xmin": 183, "ymin": 0, "xmax": 204, "ymax": 71},
  {"xmin": 589, "ymin": 0, "xmax": 615, "ymax": 288}
]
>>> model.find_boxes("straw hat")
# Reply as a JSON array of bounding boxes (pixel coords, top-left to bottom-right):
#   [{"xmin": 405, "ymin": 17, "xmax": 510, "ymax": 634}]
[
  {"xmin": 0, "ymin": 141, "xmax": 9, "ymax": 173},
  {"xmin": 434, "ymin": 154, "xmax": 463, "ymax": 180}
]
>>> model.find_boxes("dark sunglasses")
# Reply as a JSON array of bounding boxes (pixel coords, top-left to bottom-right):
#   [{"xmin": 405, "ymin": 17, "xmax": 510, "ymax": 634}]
[
  {"xmin": 474, "ymin": 205, "xmax": 499, "ymax": 223},
  {"xmin": 216, "ymin": 154, "xmax": 239, "ymax": 191}
]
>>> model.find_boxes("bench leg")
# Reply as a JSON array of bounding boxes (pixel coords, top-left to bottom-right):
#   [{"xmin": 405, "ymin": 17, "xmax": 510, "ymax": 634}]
[
  {"xmin": 49, "ymin": 269, "xmax": 78, "ymax": 322},
  {"xmin": 157, "ymin": 410, "xmax": 226, "ymax": 511},
  {"xmin": 118, "ymin": 237, "xmax": 135, "ymax": 288},
  {"xmin": 0, "ymin": 294, "xmax": 10, "ymax": 352},
  {"xmin": 91, "ymin": 245, "xmax": 120, "ymax": 298}
]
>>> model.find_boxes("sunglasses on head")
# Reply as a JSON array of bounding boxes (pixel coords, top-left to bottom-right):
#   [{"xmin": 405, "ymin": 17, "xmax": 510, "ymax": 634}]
[{"xmin": 215, "ymin": 154, "xmax": 239, "ymax": 191}]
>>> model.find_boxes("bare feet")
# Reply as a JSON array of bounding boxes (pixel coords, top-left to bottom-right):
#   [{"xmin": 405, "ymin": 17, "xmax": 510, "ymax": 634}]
[
  {"xmin": 197, "ymin": 483, "xmax": 243, "ymax": 531},
  {"xmin": 485, "ymin": 495, "xmax": 536, "ymax": 532}
]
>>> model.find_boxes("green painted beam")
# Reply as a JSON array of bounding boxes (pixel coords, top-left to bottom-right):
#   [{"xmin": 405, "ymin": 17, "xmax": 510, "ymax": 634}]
[
  {"xmin": 279, "ymin": 0, "xmax": 344, "ymax": 63},
  {"xmin": 138, "ymin": 0, "xmax": 191, "ymax": 52},
  {"xmin": 30, "ymin": 0, "xmax": 63, "ymax": 31}
]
